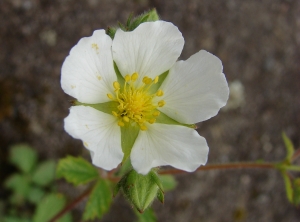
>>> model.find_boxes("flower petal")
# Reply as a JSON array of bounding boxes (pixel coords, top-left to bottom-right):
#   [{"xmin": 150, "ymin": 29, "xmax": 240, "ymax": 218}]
[
  {"xmin": 64, "ymin": 106, "xmax": 123, "ymax": 170},
  {"xmin": 157, "ymin": 50, "xmax": 229, "ymax": 124},
  {"xmin": 130, "ymin": 123, "xmax": 208, "ymax": 175},
  {"xmin": 112, "ymin": 21, "xmax": 184, "ymax": 85},
  {"xmin": 61, "ymin": 30, "xmax": 116, "ymax": 104}
]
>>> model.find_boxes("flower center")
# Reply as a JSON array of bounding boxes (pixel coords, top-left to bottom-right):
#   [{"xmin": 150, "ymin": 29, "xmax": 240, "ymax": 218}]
[{"xmin": 107, "ymin": 72, "xmax": 165, "ymax": 131}]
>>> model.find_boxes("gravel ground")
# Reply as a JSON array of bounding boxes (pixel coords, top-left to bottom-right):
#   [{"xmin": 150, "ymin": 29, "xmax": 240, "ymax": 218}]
[{"xmin": 1, "ymin": 0, "xmax": 300, "ymax": 221}]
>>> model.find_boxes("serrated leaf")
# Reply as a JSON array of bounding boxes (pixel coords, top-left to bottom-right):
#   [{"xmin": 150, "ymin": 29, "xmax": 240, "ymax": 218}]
[
  {"xmin": 135, "ymin": 208, "xmax": 157, "ymax": 222},
  {"xmin": 32, "ymin": 160, "xmax": 56, "ymax": 186},
  {"xmin": 282, "ymin": 132, "xmax": 294, "ymax": 161},
  {"xmin": 159, "ymin": 175, "xmax": 177, "ymax": 192},
  {"xmin": 83, "ymin": 180, "xmax": 112, "ymax": 220},
  {"xmin": 27, "ymin": 186, "xmax": 45, "ymax": 204},
  {"xmin": 33, "ymin": 193, "xmax": 72, "ymax": 222},
  {"xmin": 9, "ymin": 144, "xmax": 37, "ymax": 173},
  {"xmin": 5, "ymin": 174, "xmax": 30, "ymax": 204},
  {"xmin": 56, "ymin": 156, "xmax": 99, "ymax": 186}
]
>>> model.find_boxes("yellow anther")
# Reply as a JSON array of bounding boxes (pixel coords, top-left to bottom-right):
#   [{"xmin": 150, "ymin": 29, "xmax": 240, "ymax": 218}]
[
  {"xmin": 118, "ymin": 121, "xmax": 125, "ymax": 127},
  {"xmin": 143, "ymin": 77, "xmax": 152, "ymax": 85},
  {"xmin": 107, "ymin": 94, "xmax": 114, "ymax": 99},
  {"xmin": 154, "ymin": 76, "xmax": 159, "ymax": 83},
  {"xmin": 158, "ymin": 100, "xmax": 166, "ymax": 107},
  {"xmin": 139, "ymin": 118, "xmax": 146, "ymax": 123},
  {"xmin": 156, "ymin": 89, "xmax": 164, "ymax": 97},
  {"xmin": 140, "ymin": 125, "xmax": 147, "ymax": 131},
  {"xmin": 134, "ymin": 115, "xmax": 142, "ymax": 120},
  {"xmin": 123, "ymin": 116, "xmax": 130, "ymax": 122},
  {"xmin": 112, "ymin": 111, "xmax": 118, "ymax": 117},
  {"xmin": 113, "ymin": 81, "xmax": 120, "ymax": 90},
  {"xmin": 148, "ymin": 118, "xmax": 156, "ymax": 124},
  {"xmin": 131, "ymin": 72, "xmax": 139, "ymax": 81},
  {"xmin": 153, "ymin": 111, "xmax": 160, "ymax": 117},
  {"xmin": 125, "ymin": 74, "xmax": 131, "ymax": 82}
]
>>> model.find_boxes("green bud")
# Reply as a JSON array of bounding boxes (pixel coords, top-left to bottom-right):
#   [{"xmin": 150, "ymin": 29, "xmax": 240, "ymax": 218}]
[{"xmin": 115, "ymin": 169, "xmax": 164, "ymax": 213}]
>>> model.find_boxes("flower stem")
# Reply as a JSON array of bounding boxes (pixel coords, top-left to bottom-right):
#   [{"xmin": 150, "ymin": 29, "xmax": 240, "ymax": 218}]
[
  {"xmin": 158, "ymin": 162, "xmax": 275, "ymax": 175},
  {"xmin": 48, "ymin": 185, "xmax": 93, "ymax": 222}
]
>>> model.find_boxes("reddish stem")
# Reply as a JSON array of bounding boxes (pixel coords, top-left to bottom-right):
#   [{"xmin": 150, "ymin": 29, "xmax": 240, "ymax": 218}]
[
  {"xmin": 48, "ymin": 186, "xmax": 93, "ymax": 222},
  {"xmin": 158, "ymin": 162, "xmax": 275, "ymax": 175},
  {"xmin": 292, "ymin": 148, "xmax": 300, "ymax": 162}
]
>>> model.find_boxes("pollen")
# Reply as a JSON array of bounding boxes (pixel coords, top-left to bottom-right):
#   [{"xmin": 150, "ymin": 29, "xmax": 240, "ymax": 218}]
[{"xmin": 108, "ymin": 72, "xmax": 165, "ymax": 130}]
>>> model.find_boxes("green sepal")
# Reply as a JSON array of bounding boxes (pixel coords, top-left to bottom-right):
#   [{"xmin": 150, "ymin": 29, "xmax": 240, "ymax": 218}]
[
  {"xmin": 106, "ymin": 9, "xmax": 159, "ymax": 40},
  {"xmin": 148, "ymin": 70, "xmax": 169, "ymax": 94},
  {"xmin": 121, "ymin": 122, "xmax": 140, "ymax": 163},
  {"xmin": 114, "ymin": 61, "xmax": 125, "ymax": 86},
  {"xmin": 56, "ymin": 156, "xmax": 99, "ymax": 186},
  {"xmin": 73, "ymin": 100, "xmax": 118, "ymax": 115},
  {"xmin": 293, "ymin": 178, "xmax": 300, "ymax": 205},
  {"xmin": 157, "ymin": 189, "xmax": 164, "ymax": 204},
  {"xmin": 149, "ymin": 171, "xmax": 164, "ymax": 192},
  {"xmin": 134, "ymin": 208, "xmax": 157, "ymax": 222},
  {"xmin": 282, "ymin": 132, "xmax": 294, "ymax": 163},
  {"xmin": 156, "ymin": 110, "xmax": 195, "ymax": 128},
  {"xmin": 119, "ymin": 169, "xmax": 163, "ymax": 212},
  {"xmin": 83, "ymin": 180, "xmax": 112, "ymax": 220}
]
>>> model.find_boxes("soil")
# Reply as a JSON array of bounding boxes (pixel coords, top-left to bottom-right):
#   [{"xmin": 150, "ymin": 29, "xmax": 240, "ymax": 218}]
[{"xmin": 1, "ymin": 0, "xmax": 300, "ymax": 221}]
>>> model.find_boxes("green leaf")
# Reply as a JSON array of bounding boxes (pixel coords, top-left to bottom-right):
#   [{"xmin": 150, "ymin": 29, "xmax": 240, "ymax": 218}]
[
  {"xmin": 9, "ymin": 144, "xmax": 37, "ymax": 173},
  {"xmin": 83, "ymin": 180, "xmax": 112, "ymax": 220},
  {"xmin": 281, "ymin": 171, "xmax": 293, "ymax": 203},
  {"xmin": 33, "ymin": 193, "xmax": 72, "ymax": 222},
  {"xmin": 5, "ymin": 174, "xmax": 30, "ymax": 204},
  {"xmin": 74, "ymin": 101, "xmax": 119, "ymax": 115},
  {"xmin": 32, "ymin": 160, "xmax": 56, "ymax": 186},
  {"xmin": 27, "ymin": 186, "xmax": 45, "ymax": 204},
  {"xmin": 159, "ymin": 175, "xmax": 177, "ymax": 192},
  {"xmin": 56, "ymin": 156, "xmax": 99, "ymax": 186},
  {"xmin": 3, "ymin": 217, "xmax": 31, "ymax": 222},
  {"xmin": 135, "ymin": 208, "xmax": 157, "ymax": 222},
  {"xmin": 121, "ymin": 122, "xmax": 140, "ymax": 163},
  {"xmin": 282, "ymin": 132, "xmax": 294, "ymax": 161},
  {"xmin": 293, "ymin": 178, "xmax": 300, "ymax": 205}
]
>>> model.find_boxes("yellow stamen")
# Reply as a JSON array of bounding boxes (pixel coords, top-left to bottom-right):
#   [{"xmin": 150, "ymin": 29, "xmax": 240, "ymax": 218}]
[
  {"xmin": 118, "ymin": 121, "xmax": 124, "ymax": 127},
  {"xmin": 140, "ymin": 125, "xmax": 147, "ymax": 131},
  {"xmin": 125, "ymin": 74, "xmax": 131, "ymax": 82},
  {"xmin": 107, "ymin": 94, "xmax": 114, "ymax": 99},
  {"xmin": 109, "ymin": 72, "xmax": 166, "ymax": 131},
  {"xmin": 158, "ymin": 100, "xmax": 166, "ymax": 107},
  {"xmin": 113, "ymin": 81, "xmax": 120, "ymax": 90},
  {"xmin": 156, "ymin": 89, "xmax": 164, "ymax": 97},
  {"xmin": 131, "ymin": 72, "xmax": 139, "ymax": 81},
  {"xmin": 123, "ymin": 116, "xmax": 130, "ymax": 122}
]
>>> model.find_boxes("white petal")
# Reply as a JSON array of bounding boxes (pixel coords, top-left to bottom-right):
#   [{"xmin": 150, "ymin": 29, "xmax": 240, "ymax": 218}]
[
  {"xmin": 61, "ymin": 30, "xmax": 116, "ymax": 104},
  {"xmin": 64, "ymin": 106, "xmax": 123, "ymax": 170},
  {"xmin": 157, "ymin": 50, "xmax": 229, "ymax": 124},
  {"xmin": 112, "ymin": 21, "xmax": 184, "ymax": 86},
  {"xmin": 130, "ymin": 123, "xmax": 208, "ymax": 175}
]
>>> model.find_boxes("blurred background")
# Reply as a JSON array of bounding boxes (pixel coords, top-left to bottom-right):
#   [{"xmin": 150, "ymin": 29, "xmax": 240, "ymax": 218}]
[{"xmin": 1, "ymin": 0, "xmax": 300, "ymax": 221}]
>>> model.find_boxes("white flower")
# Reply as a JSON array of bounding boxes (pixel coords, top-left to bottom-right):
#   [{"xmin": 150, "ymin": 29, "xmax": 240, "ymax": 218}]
[{"xmin": 61, "ymin": 21, "xmax": 229, "ymax": 175}]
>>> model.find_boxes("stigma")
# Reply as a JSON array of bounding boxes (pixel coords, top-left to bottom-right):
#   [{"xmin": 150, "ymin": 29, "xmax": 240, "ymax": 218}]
[{"xmin": 107, "ymin": 72, "xmax": 165, "ymax": 130}]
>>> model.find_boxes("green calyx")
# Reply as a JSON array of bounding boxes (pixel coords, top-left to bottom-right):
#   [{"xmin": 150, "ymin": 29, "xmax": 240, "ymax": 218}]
[
  {"xmin": 106, "ymin": 8, "xmax": 160, "ymax": 39},
  {"xmin": 114, "ymin": 169, "xmax": 164, "ymax": 212}
]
